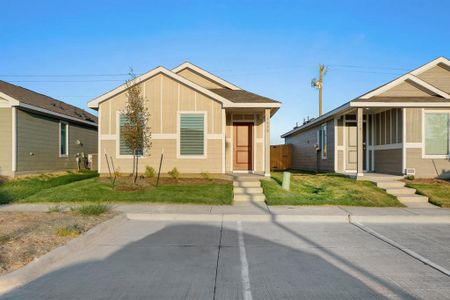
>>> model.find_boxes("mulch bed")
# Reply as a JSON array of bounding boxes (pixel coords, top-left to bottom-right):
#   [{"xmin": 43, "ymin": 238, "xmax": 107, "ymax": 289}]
[
  {"xmin": 100, "ymin": 176, "xmax": 231, "ymax": 191},
  {"xmin": 0, "ymin": 211, "xmax": 115, "ymax": 275}
]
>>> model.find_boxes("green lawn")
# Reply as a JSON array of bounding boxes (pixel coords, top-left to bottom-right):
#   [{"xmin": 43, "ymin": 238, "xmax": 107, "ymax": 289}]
[
  {"xmin": 406, "ymin": 179, "xmax": 450, "ymax": 207},
  {"xmin": 11, "ymin": 177, "xmax": 233, "ymax": 205},
  {"xmin": 0, "ymin": 171, "xmax": 99, "ymax": 204},
  {"xmin": 262, "ymin": 172, "xmax": 403, "ymax": 207}
]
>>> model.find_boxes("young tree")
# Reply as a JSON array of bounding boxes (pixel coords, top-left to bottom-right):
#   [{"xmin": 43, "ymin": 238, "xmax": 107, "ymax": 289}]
[{"xmin": 121, "ymin": 70, "xmax": 151, "ymax": 183}]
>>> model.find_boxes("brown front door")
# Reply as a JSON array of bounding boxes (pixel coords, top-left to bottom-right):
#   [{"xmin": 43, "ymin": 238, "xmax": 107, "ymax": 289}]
[{"xmin": 233, "ymin": 122, "xmax": 253, "ymax": 171}]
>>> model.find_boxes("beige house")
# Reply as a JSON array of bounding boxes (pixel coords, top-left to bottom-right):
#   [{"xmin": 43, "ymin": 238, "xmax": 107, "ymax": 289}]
[
  {"xmin": 282, "ymin": 57, "xmax": 450, "ymax": 178},
  {"xmin": 88, "ymin": 62, "xmax": 281, "ymax": 176},
  {"xmin": 0, "ymin": 81, "xmax": 98, "ymax": 177}
]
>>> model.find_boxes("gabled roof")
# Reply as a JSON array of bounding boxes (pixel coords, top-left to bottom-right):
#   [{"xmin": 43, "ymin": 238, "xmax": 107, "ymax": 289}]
[
  {"xmin": 282, "ymin": 56, "xmax": 450, "ymax": 138},
  {"xmin": 209, "ymin": 88, "xmax": 280, "ymax": 104},
  {"xmin": 0, "ymin": 80, "xmax": 97, "ymax": 126},
  {"xmin": 88, "ymin": 63, "xmax": 281, "ymax": 109},
  {"xmin": 172, "ymin": 62, "xmax": 241, "ymax": 90}
]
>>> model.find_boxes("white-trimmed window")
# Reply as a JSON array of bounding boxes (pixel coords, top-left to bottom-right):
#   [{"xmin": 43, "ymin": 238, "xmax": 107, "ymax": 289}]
[
  {"xmin": 318, "ymin": 123, "xmax": 327, "ymax": 159},
  {"xmin": 424, "ymin": 112, "xmax": 449, "ymax": 157},
  {"xmin": 178, "ymin": 113, "xmax": 206, "ymax": 157},
  {"xmin": 119, "ymin": 113, "xmax": 143, "ymax": 156},
  {"xmin": 59, "ymin": 121, "xmax": 68, "ymax": 157}
]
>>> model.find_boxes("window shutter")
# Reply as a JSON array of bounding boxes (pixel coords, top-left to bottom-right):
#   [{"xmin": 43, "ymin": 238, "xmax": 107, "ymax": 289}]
[{"xmin": 180, "ymin": 114, "xmax": 204, "ymax": 155}]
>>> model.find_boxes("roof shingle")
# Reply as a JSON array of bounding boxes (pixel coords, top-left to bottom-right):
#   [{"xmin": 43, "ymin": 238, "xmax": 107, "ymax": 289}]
[
  {"xmin": 208, "ymin": 88, "xmax": 280, "ymax": 104},
  {"xmin": 0, "ymin": 80, "xmax": 97, "ymax": 124}
]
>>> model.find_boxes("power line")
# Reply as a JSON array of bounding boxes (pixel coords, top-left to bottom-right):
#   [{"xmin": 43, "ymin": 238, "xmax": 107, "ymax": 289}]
[
  {"xmin": 6, "ymin": 79, "xmax": 125, "ymax": 83},
  {"xmin": 0, "ymin": 73, "xmax": 130, "ymax": 78}
]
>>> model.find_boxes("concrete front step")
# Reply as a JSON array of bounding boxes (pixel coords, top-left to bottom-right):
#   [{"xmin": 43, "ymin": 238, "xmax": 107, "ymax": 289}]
[
  {"xmin": 233, "ymin": 187, "xmax": 263, "ymax": 194},
  {"xmin": 234, "ymin": 193, "xmax": 266, "ymax": 202},
  {"xmin": 386, "ymin": 187, "xmax": 417, "ymax": 195},
  {"xmin": 233, "ymin": 181, "xmax": 261, "ymax": 187},
  {"xmin": 377, "ymin": 181, "xmax": 405, "ymax": 189},
  {"xmin": 362, "ymin": 175, "xmax": 404, "ymax": 182},
  {"xmin": 397, "ymin": 194, "xmax": 429, "ymax": 203}
]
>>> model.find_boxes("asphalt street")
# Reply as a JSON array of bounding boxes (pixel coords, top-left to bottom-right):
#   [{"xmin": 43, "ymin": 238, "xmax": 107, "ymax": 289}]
[{"xmin": 2, "ymin": 218, "xmax": 450, "ymax": 299}]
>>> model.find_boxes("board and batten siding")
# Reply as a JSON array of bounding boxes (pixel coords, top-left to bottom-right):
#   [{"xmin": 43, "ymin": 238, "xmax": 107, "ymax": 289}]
[
  {"xmin": 405, "ymin": 108, "xmax": 450, "ymax": 178},
  {"xmin": 285, "ymin": 119, "xmax": 335, "ymax": 172},
  {"xmin": 176, "ymin": 69, "xmax": 225, "ymax": 89},
  {"xmin": 0, "ymin": 108, "xmax": 13, "ymax": 176},
  {"xmin": 98, "ymin": 73, "xmax": 224, "ymax": 174},
  {"xmin": 16, "ymin": 109, "xmax": 97, "ymax": 174}
]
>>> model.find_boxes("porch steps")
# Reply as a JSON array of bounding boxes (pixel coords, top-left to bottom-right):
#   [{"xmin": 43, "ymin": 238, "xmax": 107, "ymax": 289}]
[
  {"xmin": 360, "ymin": 174, "xmax": 430, "ymax": 207},
  {"xmin": 233, "ymin": 176, "xmax": 266, "ymax": 203}
]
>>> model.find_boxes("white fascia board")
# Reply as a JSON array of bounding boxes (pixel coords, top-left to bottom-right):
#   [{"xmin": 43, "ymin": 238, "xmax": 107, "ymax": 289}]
[
  {"xmin": 19, "ymin": 103, "xmax": 98, "ymax": 127},
  {"xmin": 87, "ymin": 66, "xmax": 235, "ymax": 109},
  {"xmin": 360, "ymin": 74, "xmax": 450, "ymax": 99},
  {"xmin": 172, "ymin": 62, "xmax": 241, "ymax": 90},
  {"xmin": 225, "ymin": 102, "xmax": 281, "ymax": 108},
  {"xmin": 0, "ymin": 92, "xmax": 20, "ymax": 106},
  {"xmin": 281, "ymin": 102, "xmax": 351, "ymax": 138},
  {"xmin": 350, "ymin": 101, "xmax": 450, "ymax": 108},
  {"xmin": 410, "ymin": 56, "xmax": 450, "ymax": 76}
]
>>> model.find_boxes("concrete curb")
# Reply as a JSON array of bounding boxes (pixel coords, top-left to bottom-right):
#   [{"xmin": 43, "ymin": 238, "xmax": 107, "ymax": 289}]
[
  {"xmin": 126, "ymin": 213, "xmax": 350, "ymax": 223},
  {"xmin": 352, "ymin": 215, "xmax": 450, "ymax": 224},
  {"xmin": 126, "ymin": 213, "xmax": 450, "ymax": 224},
  {"xmin": 0, "ymin": 214, "xmax": 128, "ymax": 295}
]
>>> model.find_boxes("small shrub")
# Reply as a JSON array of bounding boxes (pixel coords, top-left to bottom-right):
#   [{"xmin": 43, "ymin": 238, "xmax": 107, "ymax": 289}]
[
  {"xmin": 144, "ymin": 166, "xmax": 156, "ymax": 178},
  {"xmin": 77, "ymin": 203, "xmax": 110, "ymax": 216},
  {"xmin": 406, "ymin": 175, "xmax": 415, "ymax": 180},
  {"xmin": 48, "ymin": 205, "xmax": 63, "ymax": 213},
  {"xmin": 168, "ymin": 167, "xmax": 180, "ymax": 181},
  {"xmin": 201, "ymin": 172, "xmax": 211, "ymax": 180},
  {"xmin": 56, "ymin": 224, "xmax": 82, "ymax": 237},
  {"xmin": 113, "ymin": 167, "xmax": 121, "ymax": 178}
]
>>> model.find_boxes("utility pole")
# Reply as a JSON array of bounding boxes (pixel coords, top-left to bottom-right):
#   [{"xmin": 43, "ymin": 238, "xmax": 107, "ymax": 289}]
[{"xmin": 311, "ymin": 64, "xmax": 327, "ymax": 116}]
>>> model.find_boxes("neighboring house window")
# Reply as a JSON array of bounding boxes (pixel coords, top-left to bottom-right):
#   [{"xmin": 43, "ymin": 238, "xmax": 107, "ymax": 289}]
[
  {"xmin": 179, "ymin": 113, "xmax": 205, "ymax": 156},
  {"xmin": 318, "ymin": 123, "xmax": 327, "ymax": 159},
  {"xmin": 119, "ymin": 114, "xmax": 143, "ymax": 156},
  {"xmin": 59, "ymin": 122, "xmax": 68, "ymax": 157},
  {"xmin": 424, "ymin": 113, "xmax": 449, "ymax": 156}
]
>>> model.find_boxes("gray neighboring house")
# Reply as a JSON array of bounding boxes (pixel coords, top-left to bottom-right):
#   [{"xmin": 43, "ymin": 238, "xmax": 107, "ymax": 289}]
[
  {"xmin": 282, "ymin": 57, "xmax": 450, "ymax": 179},
  {"xmin": 0, "ymin": 80, "xmax": 98, "ymax": 177}
]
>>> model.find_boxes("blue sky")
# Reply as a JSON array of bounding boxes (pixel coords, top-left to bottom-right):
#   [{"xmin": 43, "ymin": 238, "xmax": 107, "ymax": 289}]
[{"xmin": 1, "ymin": 0, "xmax": 449, "ymax": 143}]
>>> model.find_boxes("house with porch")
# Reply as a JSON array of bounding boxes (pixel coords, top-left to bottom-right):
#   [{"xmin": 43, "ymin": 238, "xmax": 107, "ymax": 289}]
[
  {"xmin": 88, "ymin": 62, "xmax": 281, "ymax": 176},
  {"xmin": 282, "ymin": 57, "xmax": 450, "ymax": 178}
]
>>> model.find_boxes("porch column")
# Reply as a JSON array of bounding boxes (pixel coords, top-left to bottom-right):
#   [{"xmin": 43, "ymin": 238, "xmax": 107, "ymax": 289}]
[
  {"xmin": 357, "ymin": 108, "xmax": 364, "ymax": 177},
  {"xmin": 265, "ymin": 108, "xmax": 271, "ymax": 176}
]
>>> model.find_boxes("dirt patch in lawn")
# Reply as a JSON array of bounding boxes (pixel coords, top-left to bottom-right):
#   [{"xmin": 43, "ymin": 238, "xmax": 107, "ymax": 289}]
[{"xmin": 0, "ymin": 211, "xmax": 115, "ymax": 275}]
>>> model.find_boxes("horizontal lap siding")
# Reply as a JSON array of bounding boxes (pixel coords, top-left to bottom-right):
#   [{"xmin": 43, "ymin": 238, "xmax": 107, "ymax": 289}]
[
  {"xmin": 286, "ymin": 119, "xmax": 334, "ymax": 172},
  {"xmin": 417, "ymin": 65, "xmax": 450, "ymax": 94},
  {"xmin": 407, "ymin": 148, "xmax": 450, "ymax": 178},
  {"xmin": 405, "ymin": 108, "xmax": 450, "ymax": 178},
  {"xmin": 374, "ymin": 149, "xmax": 402, "ymax": 175},
  {"xmin": 16, "ymin": 109, "xmax": 97, "ymax": 173},
  {"xmin": 0, "ymin": 108, "xmax": 12, "ymax": 176}
]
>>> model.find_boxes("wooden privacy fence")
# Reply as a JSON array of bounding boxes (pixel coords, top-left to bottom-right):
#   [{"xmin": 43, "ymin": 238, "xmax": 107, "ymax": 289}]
[{"xmin": 270, "ymin": 144, "xmax": 292, "ymax": 171}]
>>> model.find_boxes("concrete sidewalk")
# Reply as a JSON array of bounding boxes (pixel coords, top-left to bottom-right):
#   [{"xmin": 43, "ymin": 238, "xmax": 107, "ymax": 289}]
[{"xmin": 2, "ymin": 203, "xmax": 450, "ymax": 223}]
